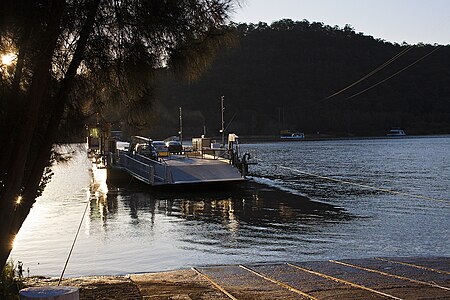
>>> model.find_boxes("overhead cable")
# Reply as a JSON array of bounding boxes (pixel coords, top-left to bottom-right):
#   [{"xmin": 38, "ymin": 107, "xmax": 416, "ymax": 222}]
[
  {"xmin": 345, "ymin": 45, "xmax": 443, "ymax": 100},
  {"xmin": 277, "ymin": 165, "xmax": 449, "ymax": 204},
  {"xmin": 323, "ymin": 45, "xmax": 414, "ymax": 101},
  {"xmin": 58, "ymin": 199, "xmax": 90, "ymax": 285}
]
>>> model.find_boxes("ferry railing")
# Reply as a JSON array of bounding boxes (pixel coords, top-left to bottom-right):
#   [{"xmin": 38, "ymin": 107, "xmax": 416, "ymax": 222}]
[
  {"xmin": 198, "ymin": 147, "xmax": 229, "ymax": 161},
  {"xmin": 118, "ymin": 153, "xmax": 152, "ymax": 184},
  {"xmin": 152, "ymin": 158, "xmax": 171, "ymax": 184},
  {"xmin": 118, "ymin": 152, "xmax": 171, "ymax": 184}
]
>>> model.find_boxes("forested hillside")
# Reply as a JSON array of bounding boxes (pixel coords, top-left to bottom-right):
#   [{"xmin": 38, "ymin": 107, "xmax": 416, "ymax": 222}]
[{"xmin": 149, "ymin": 19, "xmax": 450, "ymax": 138}]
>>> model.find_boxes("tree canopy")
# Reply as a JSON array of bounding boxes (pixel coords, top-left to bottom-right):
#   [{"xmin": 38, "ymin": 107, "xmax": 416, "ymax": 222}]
[
  {"xmin": 0, "ymin": 0, "xmax": 237, "ymax": 269},
  {"xmin": 151, "ymin": 19, "xmax": 450, "ymax": 138}
]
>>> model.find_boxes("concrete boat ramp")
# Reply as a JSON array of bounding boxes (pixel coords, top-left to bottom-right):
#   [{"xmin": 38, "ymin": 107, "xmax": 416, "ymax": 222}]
[
  {"xmin": 182, "ymin": 257, "xmax": 450, "ymax": 299},
  {"xmin": 33, "ymin": 256, "xmax": 449, "ymax": 299}
]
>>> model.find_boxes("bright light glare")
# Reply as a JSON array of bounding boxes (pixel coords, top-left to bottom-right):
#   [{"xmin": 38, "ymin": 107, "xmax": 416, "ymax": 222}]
[
  {"xmin": 1, "ymin": 53, "xmax": 16, "ymax": 66},
  {"xmin": 16, "ymin": 195, "xmax": 22, "ymax": 204}
]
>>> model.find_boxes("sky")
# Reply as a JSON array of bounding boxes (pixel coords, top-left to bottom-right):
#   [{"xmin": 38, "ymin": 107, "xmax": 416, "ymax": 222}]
[{"xmin": 231, "ymin": 0, "xmax": 450, "ymax": 45}]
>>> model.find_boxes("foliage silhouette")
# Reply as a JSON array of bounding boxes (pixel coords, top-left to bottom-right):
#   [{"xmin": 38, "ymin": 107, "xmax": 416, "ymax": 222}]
[
  {"xmin": 0, "ymin": 0, "xmax": 237, "ymax": 269},
  {"xmin": 152, "ymin": 20, "xmax": 449, "ymax": 138}
]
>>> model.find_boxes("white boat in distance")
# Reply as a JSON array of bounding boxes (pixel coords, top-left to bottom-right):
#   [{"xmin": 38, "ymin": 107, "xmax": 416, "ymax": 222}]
[
  {"xmin": 387, "ymin": 128, "xmax": 406, "ymax": 137},
  {"xmin": 280, "ymin": 130, "xmax": 305, "ymax": 140}
]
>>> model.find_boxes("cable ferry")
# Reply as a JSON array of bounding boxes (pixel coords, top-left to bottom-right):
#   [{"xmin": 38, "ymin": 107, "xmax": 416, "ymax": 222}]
[{"xmin": 97, "ymin": 133, "xmax": 256, "ymax": 186}]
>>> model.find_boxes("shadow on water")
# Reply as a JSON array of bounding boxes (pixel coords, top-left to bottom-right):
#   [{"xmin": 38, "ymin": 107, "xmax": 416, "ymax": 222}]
[
  {"xmin": 88, "ymin": 168, "xmax": 356, "ymax": 259},
  {"xmin": 91, "ymin": 176, "xmax": 353, "ymax": 230}
]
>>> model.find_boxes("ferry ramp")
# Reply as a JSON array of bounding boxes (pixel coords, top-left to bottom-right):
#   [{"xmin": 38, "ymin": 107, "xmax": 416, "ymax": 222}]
[{"xmin": 166, "ymin": 158, "xmax": 244, "ymax": 184}]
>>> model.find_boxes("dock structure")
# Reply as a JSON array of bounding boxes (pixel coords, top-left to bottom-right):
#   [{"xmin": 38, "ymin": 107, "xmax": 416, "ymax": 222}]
[{"xmin": 130, "ymin": 257, "xmax": 450, "ymax": 299}]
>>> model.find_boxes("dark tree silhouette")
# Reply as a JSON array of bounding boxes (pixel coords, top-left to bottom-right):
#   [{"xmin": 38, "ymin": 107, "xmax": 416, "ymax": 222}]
[
  {"xmin": 0, "ymin": 0, "xmax": 237, "ymax": 269},
  {"xmin": 152, "ymin": 20, "xmax": 450, "ymax": 138}
]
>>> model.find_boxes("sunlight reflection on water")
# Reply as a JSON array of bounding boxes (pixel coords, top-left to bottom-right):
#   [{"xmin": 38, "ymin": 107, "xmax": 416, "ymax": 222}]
[{"xmin": 9, "ymin": 137, "xmax": 450, "ymax": 277}]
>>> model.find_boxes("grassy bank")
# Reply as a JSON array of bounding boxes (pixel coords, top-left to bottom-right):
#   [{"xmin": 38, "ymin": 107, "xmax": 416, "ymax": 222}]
[{"xmin": 1, "ymin": 260, "xmax": 25, "ymax": 300}]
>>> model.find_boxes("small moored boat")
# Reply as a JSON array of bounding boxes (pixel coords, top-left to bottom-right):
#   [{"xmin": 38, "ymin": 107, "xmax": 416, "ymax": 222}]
[
  {"xmin": 387, "ymin": 128, "xmax": 406, "ymax": 137},
  {"xmin": 280, "ymin": 130, "xmax": 305, "ymax": 140}
]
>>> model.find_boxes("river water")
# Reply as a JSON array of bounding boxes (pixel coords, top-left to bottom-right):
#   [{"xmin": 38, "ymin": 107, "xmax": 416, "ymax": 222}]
[{"xmin": 10, "ymin": 136, "xmax": 450, "ymax": 277}]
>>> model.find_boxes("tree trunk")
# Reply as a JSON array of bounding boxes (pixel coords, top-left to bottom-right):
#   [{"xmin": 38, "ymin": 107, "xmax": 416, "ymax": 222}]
[
  {"xmin": 0, "ymin": 0, "xmax": 65, "ymax": 269},
  {"xmin": 1, "ymin": 0, "xmax": 101, "ymax": 270}
]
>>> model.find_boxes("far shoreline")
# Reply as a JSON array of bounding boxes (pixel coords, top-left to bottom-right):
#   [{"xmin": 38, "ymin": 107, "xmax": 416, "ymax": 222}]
[{"xmin": 235, "ymin": 133, "xmax": 450, "ymax": 143}]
